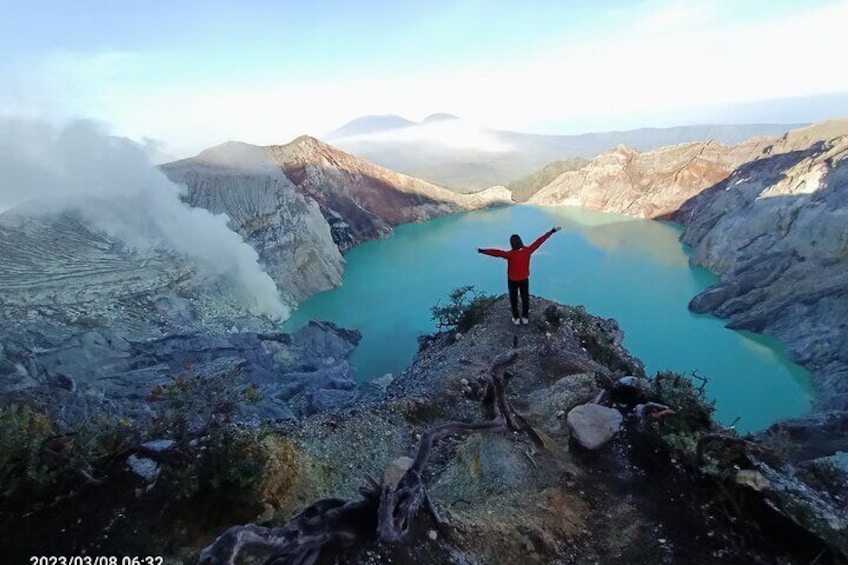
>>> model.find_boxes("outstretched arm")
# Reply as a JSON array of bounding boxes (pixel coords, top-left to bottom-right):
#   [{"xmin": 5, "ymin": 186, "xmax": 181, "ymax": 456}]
[
  {"xmin": 527, "ymin": 226, "xmax": 561, "ymax": 253},
  {"xmin": 477, "ymin": 248, "xmax": 508, "ymax": 258}
]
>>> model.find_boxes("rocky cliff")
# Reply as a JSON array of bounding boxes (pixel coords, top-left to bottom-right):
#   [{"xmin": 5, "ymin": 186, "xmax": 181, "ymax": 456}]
[
  {"xmin": 10, "ymin": 297, "xmax": 842, "ymax": 563},
  {"xmin": 1, "ymin": 134, "xmax": 513, "ymax": 435},
  {"xmin": 527, "ymin": 138, "xmax": 770, "ymax": 217},
  {"xmin": 160, "ymin": 142, "xmax": 344, "ymax": 304},
  {"xmin": 528, "ymin": 120, "xmax": 848, "ymax": 434},
  {"xmin": 673, "ymin": 121, "xmax": 848, "ymax": 414},
  {"xmin": 264, "ymin": 135, "xmax": 513, "ymax": 251},
  {"xmin": 0, "ymin": 208, "xmax": 365, "ymax": 431}
]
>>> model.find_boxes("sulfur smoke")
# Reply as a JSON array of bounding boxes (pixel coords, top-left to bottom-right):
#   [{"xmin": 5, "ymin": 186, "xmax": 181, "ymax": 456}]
[{"xmin": 0, "ymin": 118, "xmax": 288, "ymax": 319}]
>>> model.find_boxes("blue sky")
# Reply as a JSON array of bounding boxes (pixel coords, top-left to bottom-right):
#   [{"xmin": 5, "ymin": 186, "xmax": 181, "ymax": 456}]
[{"xmin": 2, "ymin": 0, "xmax": 847, "ymax": 157}]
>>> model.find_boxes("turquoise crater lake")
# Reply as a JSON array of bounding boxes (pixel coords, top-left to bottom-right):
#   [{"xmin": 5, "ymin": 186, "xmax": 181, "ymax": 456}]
[{"xmin": 283, "ymin": 205, "xmax": 812, "ymax": 431}]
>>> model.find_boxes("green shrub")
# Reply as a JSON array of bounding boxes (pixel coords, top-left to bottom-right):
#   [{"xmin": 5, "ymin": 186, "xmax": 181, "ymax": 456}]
[
  {"xmin": 564, "ymin": 307, "xmax": 635, "ymax": 374},
  {"xmin": 430, "ymin": 286, "xmax": 496, "ymax": 333},
  {"xmin": 0, "ymin": 404, "xmax": 139, "ymax": 502},
  {"xmin": 168, "ymin": 426, "xmax": 270, "ymax": 506},
  {"xmin": 651, "ymin": 371, "xmax": 715, "ymax": 433},
  {"xmin": 242, "ymin": 383, "xmax": 263, "ymax": 404},
  {"xmin": 0, "ymin": 404, "xmax": 53, "ymax": 499},
  {"xmin": 649, "ymin": 371, "xmax": 717, "ymax": 463}
]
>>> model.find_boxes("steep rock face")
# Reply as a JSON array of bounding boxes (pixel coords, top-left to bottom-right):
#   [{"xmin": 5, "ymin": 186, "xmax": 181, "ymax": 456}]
[
  {"xmin": 160, "ymin": 142, "xmax": 344, "ymax": 304},
  {"xmin": 265, "ymin": 136, "xmax": 513, "ymax": 250},
  {"xmin": 529, "ymin": 120, "xmax": 848, "ymax": 413},
  {"xmin": 528, "ymin": 139, "xmax": 769, "ymax": 218},
  {"xmin": 674, "ymin": 121, "xmax": 848, "ymax": 410}
]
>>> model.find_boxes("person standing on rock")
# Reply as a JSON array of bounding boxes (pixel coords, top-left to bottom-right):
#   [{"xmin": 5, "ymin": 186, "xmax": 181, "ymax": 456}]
[{"xmin": 477, "ymin": 226, "xmax": 561, "ymax": 325}]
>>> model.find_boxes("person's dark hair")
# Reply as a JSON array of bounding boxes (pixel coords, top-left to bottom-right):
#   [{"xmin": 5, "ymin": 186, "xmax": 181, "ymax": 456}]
[{"xmin": 509, "ymin": 234, "xmax": 524, "ymax": 250}]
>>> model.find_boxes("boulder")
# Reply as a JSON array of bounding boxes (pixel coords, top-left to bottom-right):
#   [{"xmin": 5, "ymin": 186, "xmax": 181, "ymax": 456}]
[
  {"xmin": 567, "ymin": 403, "xmax": 623, "ymax": 450},
  {"xmin": 735, "ymin": 469, "xmax": 771, "ymax": 492},
  {"xmin": 127, "ymin": 455, "xmax": 160, "ymax": 482}
]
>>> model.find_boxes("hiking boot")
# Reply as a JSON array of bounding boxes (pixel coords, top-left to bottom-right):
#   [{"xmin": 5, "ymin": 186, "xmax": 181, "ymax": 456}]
[
  {"xmin": 512, "ymin": 318, "xmax": 521, "ymax": 325},
  {"xmin": 521, "ymin": 317, "xmax": 529, "ymax": 325}
]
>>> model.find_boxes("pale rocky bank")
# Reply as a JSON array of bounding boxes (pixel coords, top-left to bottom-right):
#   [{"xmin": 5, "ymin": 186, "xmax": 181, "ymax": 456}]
[{"xmin": 529, "ymin": 120, "xmax": 848, "ymax": 450}]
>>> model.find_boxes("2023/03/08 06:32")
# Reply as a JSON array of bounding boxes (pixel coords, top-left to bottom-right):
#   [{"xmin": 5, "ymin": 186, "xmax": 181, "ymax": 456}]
[{"xmin": 30, "ymin": 558, "xmax": 164, "ymax": 565}]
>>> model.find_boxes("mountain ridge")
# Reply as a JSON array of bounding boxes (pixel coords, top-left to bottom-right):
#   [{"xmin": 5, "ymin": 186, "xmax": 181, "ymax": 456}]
[
  {"xmin": 161, "ymin": 135, "xmax": 512, "ymax": 304},
  {"xmin": 328, "ymin": 115, "xmax": 805, "ymax": 190}
]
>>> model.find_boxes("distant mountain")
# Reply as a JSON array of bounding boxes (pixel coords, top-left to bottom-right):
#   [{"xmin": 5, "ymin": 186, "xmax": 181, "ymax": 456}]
[
  {"xmin": 422, "ymin": 113, "xmax": 460, "ymax": 123},
  {"xmin": 327, "ymin": 115, "xmax": 805, "ymax": 191},
  {"xmin": 326, "ymin": 114, "xmax": 416, "ymax": 140},
  {"xmin": 527, "ymin": 139, "xmax": 766, "ymax": 217}
]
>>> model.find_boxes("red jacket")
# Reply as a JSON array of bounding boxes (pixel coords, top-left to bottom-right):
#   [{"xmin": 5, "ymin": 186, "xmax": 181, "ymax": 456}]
[{"xmin": 479, "ymin": 230, "xmax": 555, "ymax": 281}]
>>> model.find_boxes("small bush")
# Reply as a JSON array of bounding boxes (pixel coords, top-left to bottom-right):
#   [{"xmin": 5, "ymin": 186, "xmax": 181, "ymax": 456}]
[
  {"xmin": 166, "ymin": 425, "xmax": 315, "ymax": 521},
  {"xmin": 430, "ymin": 286, "xmax": 496, "ymax": 333},
  {"xmin": 170, "ymin": 426, "xmax": 268, "ymax": 505},
  {"xmin": 649, "ymin": 371, "xmax": 717, "ymax": 463},
  {"xmin": 0, "ymin": 404, "xmax": 53, "ymax": 499},
  {"xmin": 565, "ymin": 307, "xmax": 635, "ymax": 374},
  {"xmin": 651, "ymin": 371, "xmax": 715, "ymax": 433},
  {"xmin": 242, "ymin": 384, "xmax": 263, "ymax": 404},
  {"xmin": 0, "ymin": 404, "xmax": 138, "ymax": 502}
]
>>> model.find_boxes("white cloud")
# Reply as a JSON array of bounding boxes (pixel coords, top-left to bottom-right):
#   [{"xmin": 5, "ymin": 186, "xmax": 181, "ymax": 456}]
[
  {"xmin": 336, "ymin": 118, "xmax": 514, "ymax": 151},
  {"xmin": 0, "ymin": 118, "xmax": 288, "ymax": 319},
  {"xmin": 6, "ymin": 0, "xmax": 848, "ymax": 156}
]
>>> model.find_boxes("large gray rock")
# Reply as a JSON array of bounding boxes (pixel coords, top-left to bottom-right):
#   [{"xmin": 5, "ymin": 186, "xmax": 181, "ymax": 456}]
[{"xmin": 567, "ymin": 403, "xmax": 623, "ymax": 450}]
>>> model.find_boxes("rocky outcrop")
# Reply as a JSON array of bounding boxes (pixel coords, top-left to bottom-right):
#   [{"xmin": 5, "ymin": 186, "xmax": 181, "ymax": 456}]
[
  {"xmin": 265, "ymin": 135, "xmax": 512, "ymax": 251},
  {"xmin": 160, "ymin": 142, "xmax": 344, "ymax": 304},
  {"xmin": 528, "ymin": 139, "xmax": 769, "ymax": 217},
  {"xmin": 673, "ymin": 121, "xmax": 848, "ymax": 418},
  {"xmin": 5, "ymin": 294, "xmax": 846, "ymax": 562},
  {"xmin": 529, "ymin": 120, "xmax": 848, "ymax": 436},
  {"xmin": 195, "ymin": 297, "xmax": 845, "ymax": 563},
  {"xmin": 0, "ymin": 209, "xmax": 364, "ymax": 431}
]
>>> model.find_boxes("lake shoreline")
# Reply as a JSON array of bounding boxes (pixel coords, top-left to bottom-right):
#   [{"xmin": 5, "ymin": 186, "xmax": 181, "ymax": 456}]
[{"xmin": 285, "ymin": 204, "xmax": 813, "ymax": 432}]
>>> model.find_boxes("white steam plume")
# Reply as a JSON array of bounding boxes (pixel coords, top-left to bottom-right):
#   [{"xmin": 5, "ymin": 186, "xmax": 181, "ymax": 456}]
[{"xmin": 0, "ymin": 118, "xmax": 288, "ymax": 319}]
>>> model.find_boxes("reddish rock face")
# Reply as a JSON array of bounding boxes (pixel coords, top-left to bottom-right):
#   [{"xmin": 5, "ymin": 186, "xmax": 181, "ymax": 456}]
[{"xmin": 265, "ymin": 136, "xmax": 511, "ymax": 250}]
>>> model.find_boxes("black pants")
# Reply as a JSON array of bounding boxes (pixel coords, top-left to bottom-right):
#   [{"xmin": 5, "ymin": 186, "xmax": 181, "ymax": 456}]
[{"xmin": 507, "ymin": 278, "xmax": 530, "ymax": 319}]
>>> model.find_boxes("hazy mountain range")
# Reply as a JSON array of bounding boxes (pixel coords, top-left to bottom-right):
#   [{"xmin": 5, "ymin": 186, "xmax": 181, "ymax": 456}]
[{"xmin": 327, "ymin": 114, "xmax": 805, "ymax": 191}]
